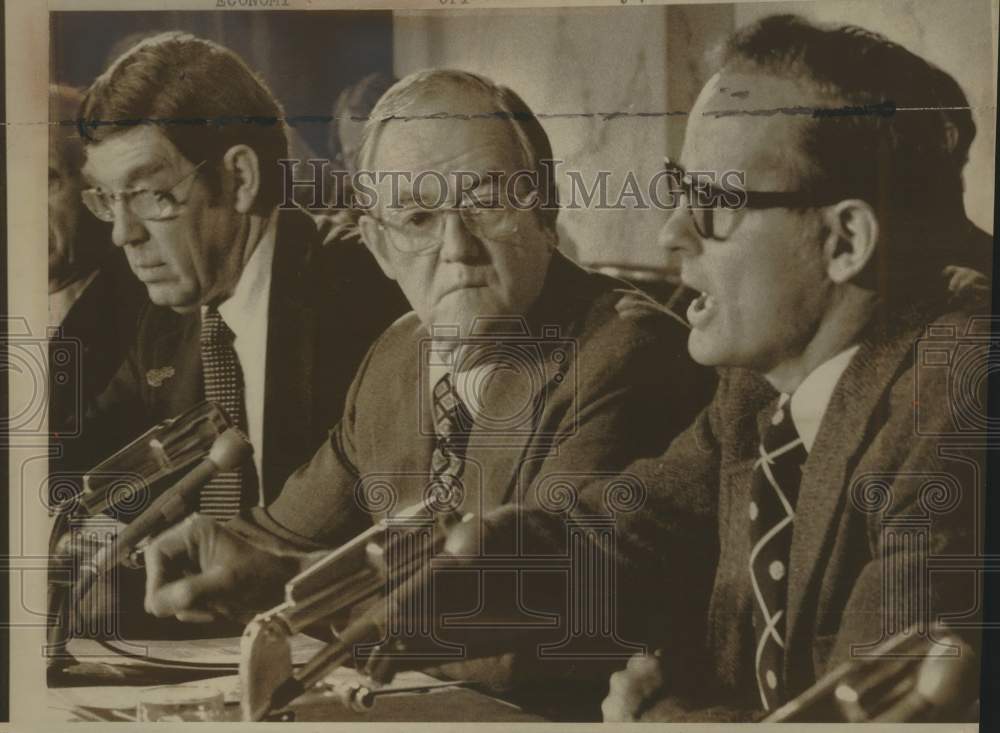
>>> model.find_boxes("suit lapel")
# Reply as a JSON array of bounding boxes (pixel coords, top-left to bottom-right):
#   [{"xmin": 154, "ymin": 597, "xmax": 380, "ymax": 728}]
[
  {"xmin": 147, "ymin": 310, "xmax": 201, "ymax": 420},
  {"xmin": 461, "ymin": 253, "xmax": 590, "ymax": 512},
  {"xmin": 261, "ymin": 211, "xmax": 317, "ymax": 499},
  {"xmin": 463, "ymin": 347, "xmax": 567, "ymax": 512},
  {"xmin": 785, "ymin": 314, "xmax": 927, "ymax": 644}
]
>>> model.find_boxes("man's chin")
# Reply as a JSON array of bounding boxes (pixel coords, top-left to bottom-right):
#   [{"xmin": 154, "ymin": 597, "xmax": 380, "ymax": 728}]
[
  {"xmin": 147, "ymin": 286, "xmax": 201, "ymax": 314},
  {"xmin": 687, "ymin": 332, "xmax": 728, "ymax": 367}
]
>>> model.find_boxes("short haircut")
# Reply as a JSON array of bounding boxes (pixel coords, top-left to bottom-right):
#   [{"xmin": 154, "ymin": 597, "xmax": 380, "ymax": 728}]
[
  {"xmin": 356, "ymin": 69, "xmax": 560, "ymax": 230},
  {"xmin": 79, "ymin": 31, "xmax": 288, "ymax": 212},
  {"xmin": 718, "ymin": 14, "xmax": 976, "ymax": 299},
  {"xmin": 50, "ymin": 84, "xmax": 86, "ymax": 174}
]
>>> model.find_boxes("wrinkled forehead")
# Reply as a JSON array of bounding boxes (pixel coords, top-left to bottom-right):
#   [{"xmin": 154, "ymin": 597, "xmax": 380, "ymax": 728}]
[
  {"xmin": 368, "ymin": 89, "xmax": 526, "ymax": 177},
  {"xmin": 683, "ymin": 70, "xmax": 823, "ymax": 189}
]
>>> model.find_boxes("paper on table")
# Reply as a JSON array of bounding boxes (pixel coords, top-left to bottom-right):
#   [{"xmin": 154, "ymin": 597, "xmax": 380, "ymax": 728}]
[
  {"xmin": 50, "ymin": 667, "xmax": 451, "ymax": 712},
  {"xmin": 66, "ymin": 634, "xmax": 329, "ymax": 667},
  {"xmin": 51, "ymin": 674, "xmax": 242, "ymax": 713}
]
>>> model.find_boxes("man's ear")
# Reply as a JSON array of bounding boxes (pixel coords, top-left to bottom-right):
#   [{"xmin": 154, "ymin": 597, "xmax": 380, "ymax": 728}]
[
  {"xmin": 358, "ymin": 213, "xmax": 397, "ymax": 281},
  {"xmin": 821, "ymin": 199, "xmax": 879, "ymax": 284},
  {"xmin": 222, "ymin": 145, "xmax": 260, "ymax": 214}
]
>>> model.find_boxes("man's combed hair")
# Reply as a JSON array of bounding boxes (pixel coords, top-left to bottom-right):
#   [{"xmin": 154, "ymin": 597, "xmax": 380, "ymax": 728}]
[
  {"xmin": 79, "ymin": 31, "xmax": 289, "ymax": 212},
  {"xmin": 356, "ymin": 69, "xmax": 560, "ymax": 231},
  {"xmin": 719, "ymin": 15, "xmax": 977, "ymax": 301}
]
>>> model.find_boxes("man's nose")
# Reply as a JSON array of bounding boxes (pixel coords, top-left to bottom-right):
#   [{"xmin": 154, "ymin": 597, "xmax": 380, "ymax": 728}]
[
  {"xmin": 658, "ymin": 204, "xmax": 700, "ymax": 259},
  {"xmin": 110, "ymin": 199, "xmax": 148, "ymax": 248},
  {"xmin": 438, "ymin": 211, "xmax": 482, "ymax": 263}
]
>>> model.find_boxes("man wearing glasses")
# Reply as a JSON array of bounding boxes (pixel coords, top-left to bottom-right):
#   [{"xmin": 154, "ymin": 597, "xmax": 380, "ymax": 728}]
[
  {"xmin": 67, "ymin": 31, "xmax": 405, "ymax": 514},
  {"xmin": 138, "ymin": 69, "xmax": 714, "ymax": 709},
  {"xmin": 601, "ymin": 15, "xmax": 985, "ymax": 721},
  {"xmin": 60, "ymin": 33, "xmax": 406, "ymax": 637}
]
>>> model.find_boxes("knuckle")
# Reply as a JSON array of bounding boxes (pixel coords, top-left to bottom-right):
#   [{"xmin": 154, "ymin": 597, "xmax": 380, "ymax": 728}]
[{"xmin": 608, "ymin": 671, "xmax": 629, "ymax": 693}]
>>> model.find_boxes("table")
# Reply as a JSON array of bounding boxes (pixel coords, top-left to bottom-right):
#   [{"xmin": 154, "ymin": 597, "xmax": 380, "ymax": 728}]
[{"xmin": 46, "ymin": 638, "xmax": 549, "ymax": 723}]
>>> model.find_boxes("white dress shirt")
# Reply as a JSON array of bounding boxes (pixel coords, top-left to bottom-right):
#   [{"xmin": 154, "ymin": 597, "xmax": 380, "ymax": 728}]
[
  {"xmin": 214, "ymin": 214, "xmax": 278, "ymax": 501},
  {"xmin": 786, "ymin": 344, "xmax": 861, "ymax": 453},
  {"xmin": 48, "ymin": 269, "xmax": 99, "ymax": 328}
]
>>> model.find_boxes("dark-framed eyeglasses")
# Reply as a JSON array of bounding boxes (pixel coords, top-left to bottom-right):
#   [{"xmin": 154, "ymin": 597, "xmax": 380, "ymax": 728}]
[
  {"xmin": 663, "ymin": 158, "xmax": 841, "ymax": 241},
  {"xmin": 81, "ymin": 160, "xmax": 207, "ymax": 223},
  {"xmin": 367, "ymin": 189, "xmax": 541, "ymax": 255}
]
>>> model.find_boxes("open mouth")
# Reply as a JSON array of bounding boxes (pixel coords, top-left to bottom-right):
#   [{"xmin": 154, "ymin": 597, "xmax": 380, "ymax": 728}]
[{"xmin": 687, "ymin": 291, "xmax": 717, "ymax": 327}]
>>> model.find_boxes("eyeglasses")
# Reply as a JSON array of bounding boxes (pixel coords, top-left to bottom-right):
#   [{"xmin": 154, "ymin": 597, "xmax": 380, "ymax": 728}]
[
  {"xmin": 663, "ymin": 158, "xmax": 841, "ymax": 241},
  {"xmin": 81, "ymin": 161, "xmax": 207, "ymax": 223},
  {"xmin": 367, "ymin": 189, "xmax": 540, "ymax": 255}
]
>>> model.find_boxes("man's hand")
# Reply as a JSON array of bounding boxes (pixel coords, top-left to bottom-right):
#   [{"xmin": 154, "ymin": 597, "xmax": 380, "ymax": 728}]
[
  {"xmin": 601, "ymin": 651, "xmax": 665, "ymax": 722},
  {"xmin": 144, "ymin": 513, "xmax": 301, "ymax": 624}
]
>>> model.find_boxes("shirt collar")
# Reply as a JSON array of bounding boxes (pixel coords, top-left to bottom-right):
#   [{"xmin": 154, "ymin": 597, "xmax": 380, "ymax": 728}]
[
  {"xmin": 787, "ymin": 344, "xmax": 861, "ymax": 453},
  {"xmin": 214, "ymin": 213, "xmax": 277, "ymax": 338}
]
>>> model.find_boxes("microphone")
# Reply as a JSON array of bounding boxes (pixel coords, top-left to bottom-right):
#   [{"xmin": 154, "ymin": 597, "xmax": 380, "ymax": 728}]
[
  {"xmin": 766, "ymin": 627, "xmax": 977, "ymax": 722},
  {"xmin": 73, "ymin": 428, "xmax": 252, "ymax": 608},
  {"xmin": 874, "ymin": 638, "xmax": 977, "ymax": 722}
]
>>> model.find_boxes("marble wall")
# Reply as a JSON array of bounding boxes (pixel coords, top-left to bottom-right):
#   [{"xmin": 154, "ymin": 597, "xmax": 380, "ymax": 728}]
[
  {"xmin": 393, "ymin": 7, "xmax": 672, "ymax": 269},
  {"xmin": 734, "ymin": 0, "xmax": 997, "ymax": 238},
  {"xmin": 392, "ymin": 2, "xmax": 996, "ymax": 269}
]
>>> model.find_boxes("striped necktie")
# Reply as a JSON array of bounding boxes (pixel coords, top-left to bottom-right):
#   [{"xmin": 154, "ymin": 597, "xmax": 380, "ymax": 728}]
[
  {"xmin": 429, "ymin": 373, "xmax": 473, "ymax": 514},
  {"xmin": 199, "ymin": 307, "xmax": 256, "ymax": 519},
  {"xmin": 749, "ymin": 397, "xmax": 807, "ymax": 711}
]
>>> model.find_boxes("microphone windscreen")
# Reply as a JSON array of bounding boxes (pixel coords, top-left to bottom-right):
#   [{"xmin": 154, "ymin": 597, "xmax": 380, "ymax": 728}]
[
  {"xmin": 209, "ymin": 428, "xmax": 254, "ymax": 471},
  {"xmin": 916, "ymin": 643, "xmax": 976, "ymax": 707}
]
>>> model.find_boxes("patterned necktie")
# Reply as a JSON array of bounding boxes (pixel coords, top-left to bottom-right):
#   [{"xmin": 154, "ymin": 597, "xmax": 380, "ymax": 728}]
[
  {"xmin": 749, "ymin": 397, "xmax": 807, "ymax": 711},
  {"xmin": 429, "ymin": 373, "xmax": 473, "ymax": 514},
  {"xmin": 199, "ymin": 308, "xmax": 256, "ymax": 519}
]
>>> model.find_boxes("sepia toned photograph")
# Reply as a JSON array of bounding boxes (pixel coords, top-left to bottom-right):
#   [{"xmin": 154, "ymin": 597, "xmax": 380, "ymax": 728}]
[{"xmin": 2, "ymin": 0, "xmax": 997, "ymax": 728}]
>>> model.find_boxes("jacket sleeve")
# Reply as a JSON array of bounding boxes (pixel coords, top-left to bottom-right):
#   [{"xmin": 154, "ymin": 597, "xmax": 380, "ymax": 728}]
[
  {"xmin": 231, "ymin": 336, "xmax": 379, "ymax": 551},
  {"xmin": 435, "ymin": 318, "xmax": 723, "ymax": 693},
  {"xmin": 824, "ymin": 360, "xmax": 982, "ymax": 674}
]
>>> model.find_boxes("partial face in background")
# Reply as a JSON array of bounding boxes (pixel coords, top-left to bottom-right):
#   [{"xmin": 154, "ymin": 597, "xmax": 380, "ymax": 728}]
[
  {"xmin": 48, "ymin": 137, "xmax": 87, "ymax": 287},
  {"xmin": 659, "ymin": 70, "xmax": 833, "ymax": 374},
  {"xmin": 359, "ymin": 88, "xmax": 555, "ymax": 337},
  {"xmin": 336, "ymin": 116, "xmax": 366, "ymax": 176},
  {"xmin": 82, "ymin": 126, "xmax": 248, "ymax": 312}
]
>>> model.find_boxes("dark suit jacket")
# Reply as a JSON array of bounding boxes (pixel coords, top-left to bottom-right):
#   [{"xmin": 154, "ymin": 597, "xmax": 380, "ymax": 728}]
[
  {"xmin": 60, "ymin": 208, "xmax": 407, "ymax": 502},
  {"xmin": 622, "ymin": 302, "xmax": 985, "ymax": 721},
  {"xmin": 52, "ymin": 208, "xmax": 407, "ymax": 642},
  {"xmin": 49, "ymin": 248, "xmax": 147, "ymax": 449}
]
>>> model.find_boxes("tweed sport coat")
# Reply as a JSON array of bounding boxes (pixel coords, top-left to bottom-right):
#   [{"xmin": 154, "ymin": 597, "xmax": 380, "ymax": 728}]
[
  {"xmin": 616, "ymin": 302, "xmax": 986, "ymax": 722},
  {"xmin": 230, "ymin": 251, "xmax": 716, "ymax": 716},
  {"xmin": 243, "ymin": 252, "xmax": 715, "ymax": 549}
]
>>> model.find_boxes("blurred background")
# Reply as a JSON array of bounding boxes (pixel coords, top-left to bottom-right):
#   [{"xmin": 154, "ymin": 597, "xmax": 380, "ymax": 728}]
[{"xmin": 51, "ymin": 0, "xmax": 996, "ymax": 279}]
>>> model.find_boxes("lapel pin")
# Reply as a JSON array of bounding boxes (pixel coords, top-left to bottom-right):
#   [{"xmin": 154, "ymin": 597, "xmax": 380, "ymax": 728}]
[{"xmin": 146, "ymin": 366, "xmax": 176, "ymax": 388}]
